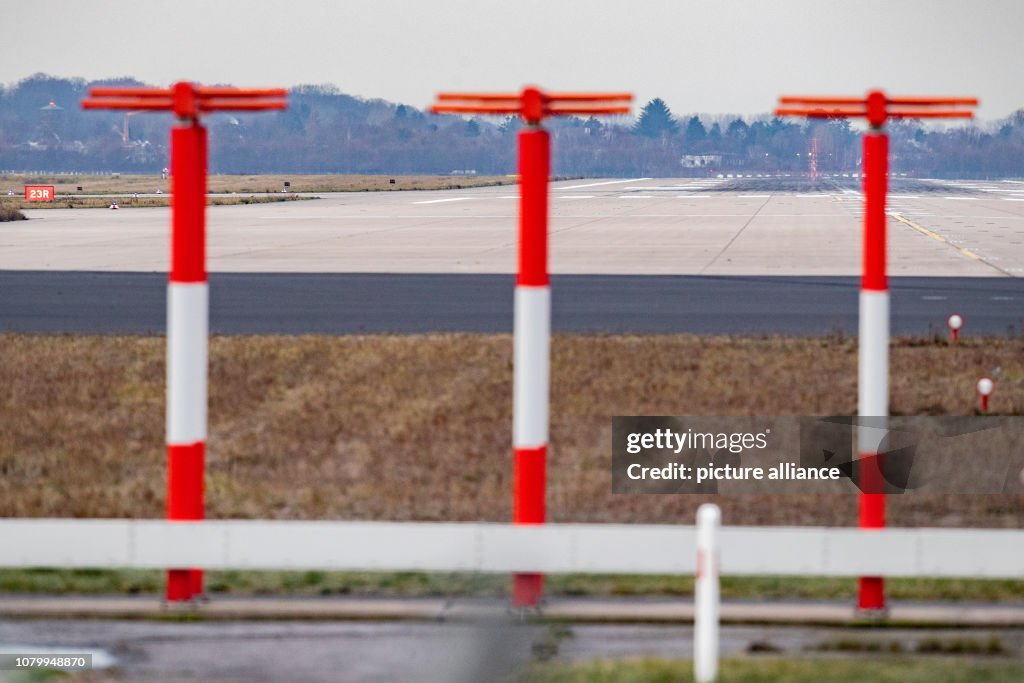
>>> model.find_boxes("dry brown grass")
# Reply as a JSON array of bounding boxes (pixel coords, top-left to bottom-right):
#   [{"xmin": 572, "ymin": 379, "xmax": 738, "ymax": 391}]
[
  {"xmin": 0, "ymin": 173, "xmax": 516, "ymax": 196},
  {"xmin": 1, "ymin": 334, "xmax": 1021, "ymax": 526},
  {"xmin": 0, "ymin": 205, "xmax": 28, "ymax": 221}
]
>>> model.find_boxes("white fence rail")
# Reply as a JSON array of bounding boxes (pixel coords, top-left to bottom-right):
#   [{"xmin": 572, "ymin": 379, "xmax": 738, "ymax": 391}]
[{"xmin": 1, "ymin": 520, "xmax": 1022, "ymax": 578}]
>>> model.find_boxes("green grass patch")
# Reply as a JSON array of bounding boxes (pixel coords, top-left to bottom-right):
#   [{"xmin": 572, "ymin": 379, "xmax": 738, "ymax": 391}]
[
  {"xmin": 514, "ymin": 657, "xmax": 1024, "ymax": 683},
  {"xmin": 2, "ymin": 569, "xmax": 1022, "ymax": 603}
]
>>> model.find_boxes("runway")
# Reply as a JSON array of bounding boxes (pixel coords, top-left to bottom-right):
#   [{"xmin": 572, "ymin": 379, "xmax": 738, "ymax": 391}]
[
  {"xmin": 2, "ymin": 177, "xmax": 1020, "ymax": 334},
  {"xmin": 1, "ymin": 271, "xmax": 1020, "ymax": 335},
  {"xmin": 5, "ymin": 177, "xmax": 1023, "ymax": 276}
]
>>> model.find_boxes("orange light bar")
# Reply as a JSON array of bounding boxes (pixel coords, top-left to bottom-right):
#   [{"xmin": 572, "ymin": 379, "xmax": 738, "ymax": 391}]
[
  {"xmin": 195, "ymin": 87, "xmax": 288, "ymax": 98},
  {"xmin": 87, "ymin": 87, "xmax": 173, "ymax": 98},
  {"xmin": 779, "ymin": 96, "xmax": 865, "ymax": 106},
  {"xmin": 888, "ymin": 110, "xmax": 974, "ymax": 119},
  {"xmin": 775, "ymin": 107, "xmax": 867, "ymax": 118},
  {"xmin": 547, "ymin": 105, "xmax": 632, "ymax": 115},
  {"xmin": 82, "ymin": 99, "xmax": 175, "ymax": 110},
  {"xmin": 199, "ymin": 99, "xmax": 287, "ymax": 111},
  {"xmin": 429, "ymin": 105, "xmax": 522, "ymax": 115},
  {"xmin": 886, "ymin": 96, "xmax": 979, "ymax": 106}
]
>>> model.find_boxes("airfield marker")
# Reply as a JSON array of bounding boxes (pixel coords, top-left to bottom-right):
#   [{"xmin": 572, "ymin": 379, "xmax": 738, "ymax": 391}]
[
  {"xmin": 775, "ymin": 90, "xmax": 977, "ymax": 613},
  {"xmin": 431, "ymin": 87, "xmax": 632, "ymax": 608},
  {"xmin": 694, "ymin": 504, "xmax": 721, "ymax": 683},
  {"xmin": 83, "ymin": 83, "xmax": 287, "ymax": 602},
  {"xmin": 977, "ymin": 376, "xmax": 994, "ymax": 413},
  {"xmin": 948, "ymin": 313, "xmax": 963, "ymax": 342}
]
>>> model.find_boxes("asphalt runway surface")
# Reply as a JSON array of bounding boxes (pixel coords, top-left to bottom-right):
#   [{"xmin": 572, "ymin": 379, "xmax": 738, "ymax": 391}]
[{"xmin": 2, "ymin": 271, "xmax": 1022, "ymax": 335}]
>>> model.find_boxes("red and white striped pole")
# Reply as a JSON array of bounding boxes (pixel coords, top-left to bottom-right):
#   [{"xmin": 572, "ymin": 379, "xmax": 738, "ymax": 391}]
[
  {"xmin": 166, "ymin": 104, "xmax": 208, "ymax": 603},
  {"xmin": 775, "ymin": 90, "xmax": 976, "ymax": 615},
  {"xmin": 82, "ymin": 83, "xmax": 287, "ymax": 604},
  {"xmin": 430, "ymin": 88, "xmax": 631, "ymax": 610},
  {"xmin": 512, "ymin": 117, "xmax": 551, "ymax": 608},
  {"xmin": 857, "ymin": 90, "xmax": 889, "ymax": 613}
]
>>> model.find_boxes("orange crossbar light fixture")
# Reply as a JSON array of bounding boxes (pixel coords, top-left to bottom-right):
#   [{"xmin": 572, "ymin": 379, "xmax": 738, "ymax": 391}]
[
  {"xmin": 432, "ymin": 87, "xmax": 631, "ymax": 123},
  {"xmin": 775, "ymin": 89, "xmax": 977, "ymax": 617},
  {"xmin": 84, "ymin": 83, "xmax": 287, "ymax": 119},
  {"xmin": 775, "ymin": 92, "xmax": 977, "ymax": 127}
]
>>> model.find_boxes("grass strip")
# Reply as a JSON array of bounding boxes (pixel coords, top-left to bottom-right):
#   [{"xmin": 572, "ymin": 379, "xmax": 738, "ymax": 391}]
[{"xmin": 2, "ymin": 570, "xmax": 1022, "ymax": 603}]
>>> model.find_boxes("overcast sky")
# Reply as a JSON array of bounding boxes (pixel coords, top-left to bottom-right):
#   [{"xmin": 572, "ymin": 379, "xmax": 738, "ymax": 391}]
[{"xmin": 5, "ymin": 0, "xmax": 1022, "ymax": 121}]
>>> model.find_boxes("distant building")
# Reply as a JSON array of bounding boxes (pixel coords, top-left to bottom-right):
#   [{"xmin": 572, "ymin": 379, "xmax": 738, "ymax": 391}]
[{"xmin": 680, "ymin": 154, "xmax": 722, "ymax": 169}]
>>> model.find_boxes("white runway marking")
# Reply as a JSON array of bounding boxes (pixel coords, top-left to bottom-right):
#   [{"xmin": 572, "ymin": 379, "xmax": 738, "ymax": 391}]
[
  {"xmin": 737, "ymin": 195, "xmax": 770, "ymax": 198},
  {"xmin": 556, "ymin": 178, "xmax": 651, "ymax": 190},
  {"xmin": 631, "ymin": 186, "xmax": 688, "ymax": 190},
  {"xmin": 556, "ymin": 195, "xmax": 595, "ymax": 199},
  {"xmin": 944, "ymin": 197, "xmax": 979, "ymax": 201},
  {"xmin": 413, "ymin": 197, "xmax": 472, "ymax": 204},
  {"xmin": 1002, "ymin": 198, "xmax": 1024, "ymax": 201},
  {"xmin": 619, "ymin": 194, "xmax": 655, "ymax": 198}
]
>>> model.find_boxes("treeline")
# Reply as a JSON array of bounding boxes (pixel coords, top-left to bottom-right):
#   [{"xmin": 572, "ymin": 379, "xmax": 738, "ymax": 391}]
[{"xmin": 2, "ymin": 74, "xmax": 1023, "ymax": 177}]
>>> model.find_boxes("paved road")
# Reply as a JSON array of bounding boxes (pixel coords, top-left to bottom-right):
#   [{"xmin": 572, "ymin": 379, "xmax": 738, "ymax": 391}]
[
  {"xmin": 1, "ymin": 616, "xmax": 1020, "ymax": 682},
  {"xmin": 1, "ymin": 271, "xmax": 1021, "ymax": 335}
]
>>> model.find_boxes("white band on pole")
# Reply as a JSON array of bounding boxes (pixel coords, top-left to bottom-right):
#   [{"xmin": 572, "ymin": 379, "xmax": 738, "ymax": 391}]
[
  {"xmin": 858, "ymin": 289, "xmax": 889, "ymax": 453},
  {"xmin": 166, "ymin": 282, "xmax": 208, "ymax": 444},
  {"xmin": 694, "ymin": 503, "xmax": 720, "ymax": 683},
  {"xmin": 513, "ymin": 286, "xmax": 550, "ymax": 449}
]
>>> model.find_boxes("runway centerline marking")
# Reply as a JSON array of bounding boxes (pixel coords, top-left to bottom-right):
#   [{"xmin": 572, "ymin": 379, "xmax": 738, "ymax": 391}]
[
  {"xmin": 556, "ymin": 178, "xmax": 651, "ymax": 190},
  {"xmin": 892, "ymin": 214, "xmax": 946, "ymax": 243}
]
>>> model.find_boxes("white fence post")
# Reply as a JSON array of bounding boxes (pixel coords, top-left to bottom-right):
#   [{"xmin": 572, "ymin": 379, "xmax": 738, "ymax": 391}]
[{"xmin": 694, "ymin": 504, "xmax": 720, "ymax": 683}]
